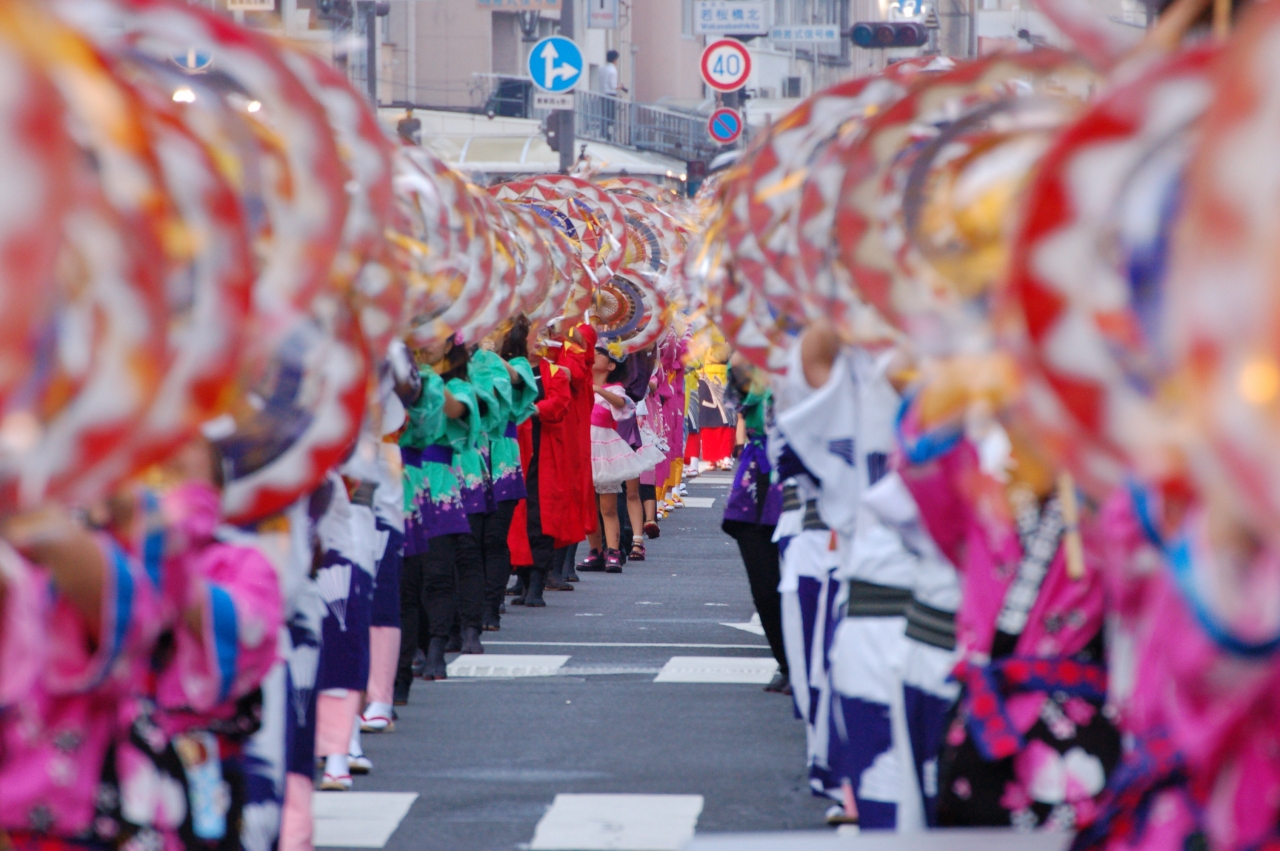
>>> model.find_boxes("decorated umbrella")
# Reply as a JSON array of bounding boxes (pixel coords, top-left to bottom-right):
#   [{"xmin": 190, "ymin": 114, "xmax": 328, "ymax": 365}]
[
  {"xmin": 511, "ymin": 174, "xmax": 630, "ymax": 279},
  {"xmin": 1161, "ymin": 4, "xmax": 1280, "ymax": 537},
  {"xmin": 393, "ymin": 147, "xmax": 486, "ymax": 331},
  {"xmin": 59, "ymin": 0, "xmax": 352, "ymax": 316},
  {"xmin": 284, "ymin": 47, "xmax": 401, "ymax": 361},
  {"xmin": 591, "ymin": 264, "xmax": 678, "ymax": 354},
  {"xmin": 456, "ymin": 194, "xmax": 525, "ymax": 345},
  {"xmin": 0, "ymin": 4, "xmax": 173, "ymax": 510},
  {"xmin": 506, "ymin": 204, "xmax": 558, "ymax": 319},
  {"xmin": 526, "ymin": 220, "xmax": 589, "ymax": 334},
  {"xmin": 609, "ymin": 190, "xmax": 684, "ymax": 278},
  {"xmin": 213, "ymin": 299, "xmax": 370, "ymax": 524},
  {"xmin": 598, "ymin": 176, "xmax": 682, "ymax": 205},
  {"xmin": 1002, "ymin": 46, "xmax": 1217, "ymax": 499},
  {"xmin": 882, "ymin": 94, "xmax": 1086, "ymax": 360},
  {"xmin": 792, "ymin": 59, "xmax": 948, "ymax": 325},
  {"xmin": 831, "ymin": 50, "xmax": 1098, "ymax": 335},
  {"xmin": 492, "ymin": 180, "xmax": 607, "ymax": 276},
  {"xmin": 0, "ymin": 24, "xmax": 74, "ymax": 418},
  {"xmin": 734, "ymin": 57, "xmax": 946, "ymax": 323}
]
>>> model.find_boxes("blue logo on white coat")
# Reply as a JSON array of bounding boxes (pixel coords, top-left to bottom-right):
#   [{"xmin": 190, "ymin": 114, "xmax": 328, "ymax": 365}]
[
  {"xmin": 827, "ymin": 438, "xmax": 856, "ymax": 466},
  {"xmin": 528, "ymin": 36, "xmax": 584, "ymax": 93}
]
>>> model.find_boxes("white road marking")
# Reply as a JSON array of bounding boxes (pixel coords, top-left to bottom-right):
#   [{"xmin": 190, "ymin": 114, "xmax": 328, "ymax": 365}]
[
  {"xmin": 721, "ymin": 612, "xmax": 766, "ymax": 636},
  {"xmin": 446, "ymin": 654, "xmax": 570, "ymax": 677},
  {"xmin": 703, "ymin": 602, "xmax": 729, "ymax": 607},
  {"xmin": 313, "ymin": 791, "xmax": 417, "ymax": 848},
  {"xmin": 559, "ymin": 664, "xmax": 664, "ymax": 675},
  {"xmin": 529, "ymin": 794, "xmax": 704, "ymax": 851},
  {"xmin": 485, "ymin": 641, "xmax": 769, "ymax": 649},
  {"xmin": 653, "ymin": 656, "xmax": 779, "ymax": 684},
  {"xmin": 680, "ymin": 497, "xmax": 718, "ymax": 508}
]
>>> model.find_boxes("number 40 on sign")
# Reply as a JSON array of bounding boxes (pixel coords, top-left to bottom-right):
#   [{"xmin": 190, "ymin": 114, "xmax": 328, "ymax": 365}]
[{"xmin": 700, "ymin": 39, "xmax": 752, "ymax": 92}]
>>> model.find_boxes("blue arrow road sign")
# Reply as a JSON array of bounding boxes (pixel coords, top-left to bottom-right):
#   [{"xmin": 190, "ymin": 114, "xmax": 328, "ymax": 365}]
[
  {"xmin": 528, "ymin": 36, "xmax": 584, "ymax": 93},
  {"xmin": 173, "ymin": 47, "xmax": 213, "ymax": 73},
  {"xmin": 708, "ymin": 108, "xmax": 743, "ymax": 144}
]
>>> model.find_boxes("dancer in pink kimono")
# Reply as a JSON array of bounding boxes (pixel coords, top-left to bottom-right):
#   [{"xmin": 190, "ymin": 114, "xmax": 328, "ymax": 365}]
[
  {"xmin": 1071, "ymin": 483, "xmax": 1280, "ymax": 851},
  {"xmin": 896, "ymin": 400, "xmax": 1120, "ymax": 830},
  {"xmin": 0, "ymin": 437, "xmax": 282, "ymax": 851}
]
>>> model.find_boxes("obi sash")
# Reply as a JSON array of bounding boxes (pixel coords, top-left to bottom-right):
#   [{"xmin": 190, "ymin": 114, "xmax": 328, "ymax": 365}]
[
  {"xmin": 401, "ymin": 445, "xmax": 454, "ymax": 466},
  {"xmin": 954, "ymin": 655, "xmax": 1108, "ymax": 761}
]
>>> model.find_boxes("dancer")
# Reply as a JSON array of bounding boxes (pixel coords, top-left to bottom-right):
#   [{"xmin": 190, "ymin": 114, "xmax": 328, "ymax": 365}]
[
  {"xmin": 397, "ymin": 334, "xmax": 478, "ymax": 690},
  {"xmin": 361, "ymin": 429, "xmax": 407, "ymax": 727},
  {"xmin": 460, "ymin": 334, "xmax": 537, "ymax": 629},
  {"xmin": 581, "ymin": 344, "xmax": 649, "ymax": 572},
  {"xmin": 778, "ymin": 326, "xmax": 921, "ymax": 829},
  {"xmin": 697, "ymin": 343, "xmax": 736, "ymax": 472},
  {"xmin": 312, "ymin": 468, "xmax": 377, "ymax": 790},
  {"xmin": 720, "ymin": 355, "xmax": 787, "ymax": 692},
  {"xmin": 507, "ymin": 320, "xmax": 577, "ymax": 605},
  {"xmin": 896, "ymin": 388, "xmax": 1120, "ymax": 829}
]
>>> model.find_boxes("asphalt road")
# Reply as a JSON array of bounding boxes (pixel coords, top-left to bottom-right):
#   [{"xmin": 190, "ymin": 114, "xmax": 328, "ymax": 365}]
[{"xmin": 341, "ymin": 471, "xmax": 831, "ymax": 850}]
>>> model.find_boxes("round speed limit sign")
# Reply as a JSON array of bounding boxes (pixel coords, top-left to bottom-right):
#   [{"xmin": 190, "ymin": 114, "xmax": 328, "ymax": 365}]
[{"xmin": 700, "ymin": 39, "xmax": 752, "ymax": 92}]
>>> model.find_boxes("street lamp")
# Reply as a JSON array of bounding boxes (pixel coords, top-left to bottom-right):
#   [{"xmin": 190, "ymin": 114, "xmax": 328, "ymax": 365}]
[{"xmin": 518, "ymin": 11, "xmax": 542, "ymax": 42}]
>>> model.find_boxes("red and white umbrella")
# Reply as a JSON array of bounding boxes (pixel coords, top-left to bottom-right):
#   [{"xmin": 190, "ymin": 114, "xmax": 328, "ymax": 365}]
[{"xmin": 1003, "ymin": 46, "xmax": 1217, "ymax": 499}]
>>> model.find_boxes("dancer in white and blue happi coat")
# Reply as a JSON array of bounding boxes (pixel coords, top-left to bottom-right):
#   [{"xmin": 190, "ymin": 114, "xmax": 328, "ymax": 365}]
[
  {"xmin": 776, "ymin": 327, "xmax": 920, "ymax": 830},
  {"xmin": 361, "ymin": 423, "xmax": 407, "ymax": 732},
  {"xmin": 771, "ymin": 339, "xmax": 841, "ymax": 802},
  {"xmin": 312, "ymin": 469, "xmax": 379, "ymax": 790},
  {"xmin": 863, "ymin": 459, "xmax": 962, "ymax": 827}
]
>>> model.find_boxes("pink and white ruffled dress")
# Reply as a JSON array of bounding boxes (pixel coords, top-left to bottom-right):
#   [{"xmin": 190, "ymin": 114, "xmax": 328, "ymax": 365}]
[{"xmin": 590, "ymin": 383, "xmax": 649, "ymax": 493}]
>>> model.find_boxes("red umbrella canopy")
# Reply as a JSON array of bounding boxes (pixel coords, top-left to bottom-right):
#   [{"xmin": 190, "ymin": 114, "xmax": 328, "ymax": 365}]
[{"xmin": 1001, "ymin": 46, "xmax": 1218, "ymax": 500}]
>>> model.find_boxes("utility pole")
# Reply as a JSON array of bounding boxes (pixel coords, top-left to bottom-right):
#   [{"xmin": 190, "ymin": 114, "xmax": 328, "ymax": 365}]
[
  {"xmin": 558, "ymin": 0, "xmax": 576, "ymax": 174},
  {"xmin": 355, "ymin": 2, "xmax": 390, "ymax": 105},
  {"xmin": 364, "ymin": 1, "xmax": 377, "ymax": 103}
]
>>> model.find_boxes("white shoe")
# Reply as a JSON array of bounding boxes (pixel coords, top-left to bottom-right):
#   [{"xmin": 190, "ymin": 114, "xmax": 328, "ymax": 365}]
[
  {"xmin": 319, "ymin": 754, "xmax": 352, "ymax": 790},
  {"xmin": 360, "ymin": 703, "xmax": 395, "ymax": 733},
  {"xmin": 685, "ymin": 464, "xmax": 700, "ymax": 479},
  {"xmin": 349, "ymin": 754, "xmax": 373, "ymax": 774},
  {"xmin": 320, "ymin": 772, "xmax": 352, "ymax": 790},
  {"xmin": 677, "ymin": 483, "xmax": 688, "ymax": 496}
]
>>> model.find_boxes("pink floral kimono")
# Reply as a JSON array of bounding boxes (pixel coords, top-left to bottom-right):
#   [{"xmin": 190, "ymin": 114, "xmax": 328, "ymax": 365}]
[
  {"xmin": 897, "ymin": 405, "xmax": 1119, "ymax": 831},
  {"xmin": 0, "ymin": 481, "xmax": 281, "ymax": 850},
  {"xmin": 1072, "ymin": 486, "xmax": 1280, "ymax": 851}
]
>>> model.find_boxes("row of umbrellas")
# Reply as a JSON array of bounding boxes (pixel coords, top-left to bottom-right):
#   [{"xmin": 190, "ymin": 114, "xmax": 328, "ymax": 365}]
[
  {"xmin": 0, "ymin": 0, "xmax": 691, "ymax": 524},
  {"xmin": 690, "ymin": 4, "xmax": 1280, "ymax": 544}
]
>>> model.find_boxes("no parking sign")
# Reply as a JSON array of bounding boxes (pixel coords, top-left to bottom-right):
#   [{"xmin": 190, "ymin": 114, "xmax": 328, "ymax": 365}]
[{"xmin": 707, "ymin": 107, "xmax": 743, "ymax": 145}]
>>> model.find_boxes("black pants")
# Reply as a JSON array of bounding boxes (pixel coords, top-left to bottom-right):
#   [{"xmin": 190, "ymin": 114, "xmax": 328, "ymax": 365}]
[
  {"xmin": 459, "ymin": 501, "xmax": 517, "ymax": 621},
  {"xmin": 551, "ymin": 544, "xmax": 576, "ymax": 581},
  {"xmin": 426, "ymin": 525, "xmax": 483, "ymax": 631},
  {"xmin": 397, "ymin": 536, "xmax": 465, "ymax": 685},
  {"xmin": 723, "ymin": 521, "xmax": 788, "ymax": 674},
  {"xmin": 396, "ymin": 552, "xmax": 426, "ymax": 687}
]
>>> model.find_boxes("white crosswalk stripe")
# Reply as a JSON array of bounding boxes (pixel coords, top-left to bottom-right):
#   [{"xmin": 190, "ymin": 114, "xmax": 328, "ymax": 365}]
[
  {"xmin": 678, "ymin": 496, "xmax": 718, "ymax": 508},
  {"xmin": 720, "ymin": 613, "xmax": 766, "ymax": 636},
  {"xmin": 445, "ymin": 654, "xmax": 570, "ymax": 677},
  {"xmin": 313, "ymin": 792, "xmax": 417, "ymax": 848},
  {"xmin": 529, "ymin": 794, "xmax": 704, "ymax": 851},
  {"xmin": 652, "ymin": 656, "xmax": 779, "ymax": 684}
]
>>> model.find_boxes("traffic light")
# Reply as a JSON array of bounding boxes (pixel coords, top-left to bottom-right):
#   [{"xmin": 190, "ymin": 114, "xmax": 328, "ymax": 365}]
[
  {"xmin": 850, "ymin": 22, "xmax": 929, "ymax": 48},
  {"xmin": 544, "ymin": 112, "xmax": 561, "ymax": 153}
]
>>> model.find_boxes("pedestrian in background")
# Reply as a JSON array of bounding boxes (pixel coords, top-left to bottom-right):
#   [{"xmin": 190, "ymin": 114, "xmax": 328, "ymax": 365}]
[{"xmin": 598, "ymin": 49, "xmax": 627, "ymax": 141}]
